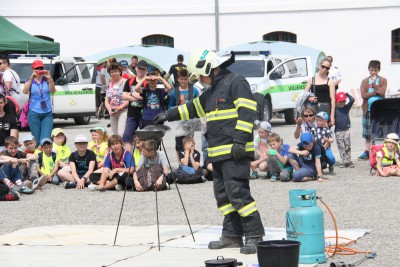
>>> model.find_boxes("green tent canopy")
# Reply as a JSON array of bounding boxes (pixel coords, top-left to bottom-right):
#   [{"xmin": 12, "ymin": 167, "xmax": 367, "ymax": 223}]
[{"xmin": 0, "ymin": 16, "xmax": 60, "ymax": 54}]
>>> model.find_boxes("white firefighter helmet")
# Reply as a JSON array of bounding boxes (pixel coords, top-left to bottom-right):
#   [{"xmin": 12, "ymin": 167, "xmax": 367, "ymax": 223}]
[{"xmin": 188, "ymin": 49, "xmax": 234, "ymax": 76}]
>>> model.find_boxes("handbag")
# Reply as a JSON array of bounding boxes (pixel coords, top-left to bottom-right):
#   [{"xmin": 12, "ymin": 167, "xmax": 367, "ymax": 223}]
[{"xmin": 19, "ymin": 100, "xmax": 30, "ymax": 128}]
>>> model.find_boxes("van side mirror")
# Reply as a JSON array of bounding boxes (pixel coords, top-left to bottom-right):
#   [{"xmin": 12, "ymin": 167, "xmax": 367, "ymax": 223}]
[
  {"xmin": 57, "ymin": 77, "xmax": 68, "ymax": 85},
  {"xmin": 269, "ymin": 70, "xmax": 282, "ymax": 80}
]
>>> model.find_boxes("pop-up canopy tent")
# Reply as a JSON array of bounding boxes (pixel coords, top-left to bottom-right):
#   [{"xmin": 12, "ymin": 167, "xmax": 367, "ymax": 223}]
[
  {"xmin": 85, "ymin": 45, "xmax": 189, "ymax": 74},
  {"xmin": 0, "ymin": 16, "xmax": 60, "ymax": 54}
]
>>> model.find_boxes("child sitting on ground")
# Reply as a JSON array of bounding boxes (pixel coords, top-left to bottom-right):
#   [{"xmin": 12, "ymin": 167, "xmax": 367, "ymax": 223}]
[
  {"xmin": 266, "ymin": 133, "xmax": 294, "ymax": 182},
  {"xmin": 88, "ymin": 127, "xmax": 109, "ymax": 170},
  {"xmin": 375, "ymin": 138, "xmax": 400, "ymax": 177},
  {"xmin": 250, "ymin": 121, "xmax": 272, "ymax": 179},
  {"xmin": 133, "ymin": 139, "xmax": 170, "ymax": 191},
  {"xmin": 20, "ymin": 135, "xmax": 42, "ymax": 185},
  {"xmin": 58, "ymin": 135, "xmax": 97, "ymax": 189},
  {"xmin": 133, "ymin": 135, "xmax": 144, "ymax": 166},
  {"xmin": 37, "ymin": 138, "xmax": 59, "ymax": 186},
  {"xmin": 311, "ymin": 111, "xmax": 336, "ymax": 174},
  {"xmin": 334, "ymin": 92, "xmax": 355, "ymax": 168},
  {"xmin": 175, "ymin": 135, "xmax": 205, "ymax": 184},
  {"xmin": 0, "ymin": 136, "xmax": 36, "ymax": 194},
  {"xmin": 51, "ymin": 128, "xmax": 71, "ymax": 168},
  {"xmin": 289, "ymin": 132, "xmax": 326, "ymax": 182},
  {"xmin": 89, "ymin": 135, "xmax": 134, "ymax": 191}
]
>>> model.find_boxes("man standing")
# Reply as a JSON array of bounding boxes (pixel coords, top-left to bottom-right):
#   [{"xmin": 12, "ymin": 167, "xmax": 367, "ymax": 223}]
[
  {"xmin": 164, "ymin": 54, "xmax": 186, "ymax": 87},
  {"xmin": 326, "ymin": 56, "xmax": 342, "ymax": 90},
  {"xmin": 128, "ymin": 55, "xmax": 138, "ymax": 76},
  {"xmin": 0, "ymin": 56, "xmax": 20, "ymax": 96},
  {"xmin": 155, "ymin": 49, "xmax": 264, "ymax": 254}
]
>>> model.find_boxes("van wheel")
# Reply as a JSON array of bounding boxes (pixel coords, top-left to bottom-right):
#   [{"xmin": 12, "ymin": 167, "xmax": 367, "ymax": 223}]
[
  {"xmin": 263, "ymin": 98, "xmax": 272, "ymax": 122},
  {"xmin": 74, "ymin": 116, "xmax": 91, "ymax": 125},
  {"xmin": 284, "ymin": 109, "xmax": 296, "ymax": 124}
]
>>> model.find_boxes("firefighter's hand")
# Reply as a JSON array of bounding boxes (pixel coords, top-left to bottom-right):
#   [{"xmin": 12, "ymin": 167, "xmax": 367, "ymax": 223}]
[
  {"xmin": 231, "ymin": 142, "xmax": 246, "ymax": 160},
  {"xmin": 154, "ymin": 112, "xmax": 168, "ymax": 125}
]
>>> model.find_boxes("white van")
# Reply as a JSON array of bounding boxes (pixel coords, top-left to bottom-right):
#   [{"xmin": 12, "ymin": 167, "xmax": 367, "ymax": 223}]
[
  {"xmin": 227, "ymin": 51, "xmax": 312, "ymax": 124},
  {"xmin": 10, "ymin": 55, "xmax": 97, "ymax": 125}
]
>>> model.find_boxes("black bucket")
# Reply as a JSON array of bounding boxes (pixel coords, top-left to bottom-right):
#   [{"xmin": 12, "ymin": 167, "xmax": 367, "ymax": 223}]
[{"xmin": 257, "ymin": 240, "xmax": 300, "ymax": 267}]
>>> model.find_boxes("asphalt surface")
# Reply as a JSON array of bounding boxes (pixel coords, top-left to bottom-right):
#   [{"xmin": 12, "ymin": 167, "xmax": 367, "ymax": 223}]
[{"xmin": 1, "ymin": 111, "xmax": 399, "ymax": 267}]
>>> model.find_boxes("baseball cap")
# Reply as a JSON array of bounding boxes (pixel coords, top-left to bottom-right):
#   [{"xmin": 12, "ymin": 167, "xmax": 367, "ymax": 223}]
[
  {"xmin": 40, "ymin": 138, "xmax": 53, "ymax": 146},
  {"xmin": 300, "ymin": 132, "xmax": 314, "ymax": 146},
  {"xmin": 90, "ymin": 126, "xmax": 105, "ymax": 134},
  {"xmin": 32, "ymin": 60, "xmax": 44, "ymax": 69},
  {"xmin": 74, "ymin": 134, "xmax": 88, "ymax": 143},
  {"xmin": 22, "ymin": 135, "xmax": 35, "ymax": 143},
  {"xmin": 51, "ymin": 128, "xmax": 64, "ymax": 137},
  {"xmin": 316, "ymin": 111, "xmax": 329, "ymax": 120},
  {"xmin": 336, "ymin": 92, "xmax": 347, "ymax": 102},
  {"xmin": 137, "ymin": 60, "xmax": 148, "ymax": 69},
  {"xmin": 258, "ymin": 121, "xmax": 272, "ymax": 132},
  {"xmin": 177, "ymin": 54, "xmax": 184, "ymax": 61},
  {"xmin": 119, "ymin": 60, "xmax": 129, "ymax": 67}
]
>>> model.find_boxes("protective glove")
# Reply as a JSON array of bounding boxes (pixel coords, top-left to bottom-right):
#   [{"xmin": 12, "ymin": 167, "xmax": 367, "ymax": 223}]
[
  {"xmin": 153, "ymin": 111, "xmax": 168, "ymax": 125},
  {"xmin": 231, "ymin": 142, "xmax": 246, "ymax": 160}
]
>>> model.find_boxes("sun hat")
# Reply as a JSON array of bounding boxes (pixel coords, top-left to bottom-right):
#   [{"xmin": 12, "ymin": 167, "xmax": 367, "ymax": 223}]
[{"xmin": 386, "ymin": 133, "xmax": 399, "ymax": 140}]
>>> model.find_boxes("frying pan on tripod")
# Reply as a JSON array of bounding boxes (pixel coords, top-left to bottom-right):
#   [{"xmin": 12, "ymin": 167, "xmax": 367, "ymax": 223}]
[{"xmin": 135, "ymin": 124, "xmax": 171, "ymax": 140}]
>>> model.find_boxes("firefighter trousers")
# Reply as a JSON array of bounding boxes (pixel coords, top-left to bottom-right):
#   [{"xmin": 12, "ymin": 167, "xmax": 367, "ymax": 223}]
[{"xmin": 213, "ymin": 158, "xmax": 265, "ymax": 238}]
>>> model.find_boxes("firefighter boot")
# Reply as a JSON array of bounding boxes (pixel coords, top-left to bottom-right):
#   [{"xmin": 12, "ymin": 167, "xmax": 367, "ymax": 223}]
[
  {"xmin": 240, "ymin": 236, "xmax": 263, "ymax": 254},
  {"xmin": 208, "ymin": 236, "xmax": 244, "ymax": 249}
]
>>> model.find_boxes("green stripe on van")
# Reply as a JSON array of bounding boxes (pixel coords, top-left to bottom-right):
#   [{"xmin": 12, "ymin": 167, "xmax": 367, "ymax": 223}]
[
  {"xmin": 259, "ymin": 83, "xmax": 306, "ymax": 95},
  {"xmin": 53, "ymin": 90, "xmax": 95, "ymax": 96}
]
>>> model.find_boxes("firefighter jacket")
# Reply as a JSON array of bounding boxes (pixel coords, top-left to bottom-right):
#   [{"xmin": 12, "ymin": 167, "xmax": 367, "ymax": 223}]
[{"xmin": 166, "ymin": 69, "xmax": 257, "ymax": 163}]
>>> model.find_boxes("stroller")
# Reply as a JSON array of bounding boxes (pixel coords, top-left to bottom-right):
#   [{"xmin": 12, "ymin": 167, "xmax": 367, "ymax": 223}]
[{"xmin": 369, "ymin": 98, "xmax": 400, "ymax": 174}]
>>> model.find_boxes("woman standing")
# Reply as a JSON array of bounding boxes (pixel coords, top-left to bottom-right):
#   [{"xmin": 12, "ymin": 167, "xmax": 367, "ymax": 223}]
[
  {"xmin": 23, "ymin": 60, "xmax": 56, "ymax": 147},
  {"xmin": 304, "ymin": 58, "xmax": 336, "ymax": 126},
  {"xmin": 105, "ymin": 60, "xmax": 128, "ymax": 135}
]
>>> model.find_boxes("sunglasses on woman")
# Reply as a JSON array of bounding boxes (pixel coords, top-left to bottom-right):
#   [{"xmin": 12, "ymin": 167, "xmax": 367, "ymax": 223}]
[
  {"xmin": 35, "ymin": 67, "xmax": 44, "ymax": 70},
  {"xmin": 303, "ymin": 114, "xmax": 314, "ymax": 118},
  {"xmin": 320, "ymin": 65, "xmax": 330, "ymax": 70}
]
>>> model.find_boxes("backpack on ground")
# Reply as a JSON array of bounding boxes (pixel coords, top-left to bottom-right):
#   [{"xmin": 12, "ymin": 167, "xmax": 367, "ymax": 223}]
[{"xmin": 369, "ymin": 145, "xmax": 395, "ymax": 173}]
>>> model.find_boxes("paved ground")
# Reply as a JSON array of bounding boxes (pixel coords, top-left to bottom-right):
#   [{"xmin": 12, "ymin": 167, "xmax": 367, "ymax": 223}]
[{"xmin": 1, "ymin": 111, "xmax": 399, "ymax": 267}]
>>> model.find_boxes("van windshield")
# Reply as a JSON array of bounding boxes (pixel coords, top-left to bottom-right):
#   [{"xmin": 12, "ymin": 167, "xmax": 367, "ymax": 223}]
[
  {"xmin": 227, "ymin": 60, "xmax": 264, "ymax": 77},
  {"xmin": 11, "ymin": 63, "xmax": 51, "ymax": 83}
]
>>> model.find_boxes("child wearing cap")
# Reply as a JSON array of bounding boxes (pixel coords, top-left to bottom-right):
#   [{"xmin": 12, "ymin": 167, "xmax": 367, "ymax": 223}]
[
  {"xmin": 289, "ymin": 132, "xmax": 326, "ymax": 182},
  {"xmin": 0, "ymin": 136, "xmax": 37, "ymax": 194},
  {"xmin": 58, "ymin": 134, "xmax": 97, "ymax": 189},
  {"xmin": 88, "ymin": 127, "xmax": 109, "ymax": 169},
  {"xmin": 51, "ymin": 128, "xmax": 71, "ymax": 168},
  {"xmin": 335, "ymin": 92, "xmax": 355, "ymax": 168},
  {"xmin": 375, "ymin": 138, "xmax": 400, "ymax": 177},
  {"xmin": 20, "ymin": 135, "xmax": 42, "ymax": 186},
  {"xmin": 37, "ymin": 138, "xmax": 59, "ymax": 186},
  {"xmin": 250, "ymin": 121, "xmax": 272, "ymax": 179},
  {"xmin": 311, "ymin": 111, "xmax": 336, "ymax": 174}
]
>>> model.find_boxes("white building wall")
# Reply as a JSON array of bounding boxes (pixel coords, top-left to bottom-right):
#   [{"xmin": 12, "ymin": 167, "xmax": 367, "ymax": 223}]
[{"xmin": 1, "ymin": 0, "xmax": 400, "ymax": 93}]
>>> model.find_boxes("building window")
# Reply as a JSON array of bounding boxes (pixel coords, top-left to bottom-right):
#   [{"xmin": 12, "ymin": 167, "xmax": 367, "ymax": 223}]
[
  {"xmin": 142, "ymin": 34, "xmax": 174, "ymax": 48},
  {"xmin": 392, "ymin": 28, "xmax": 400, "ymax": 62},
  {"xmin": 263, "ymin": 31, "xmax": 297, "ymax": 43}
]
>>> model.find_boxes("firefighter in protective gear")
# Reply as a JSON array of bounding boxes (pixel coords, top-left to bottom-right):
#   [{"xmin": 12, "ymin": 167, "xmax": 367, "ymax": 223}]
[{"xmin": 154, "ymin": 49, "xmax": 265, "ymax": 254}]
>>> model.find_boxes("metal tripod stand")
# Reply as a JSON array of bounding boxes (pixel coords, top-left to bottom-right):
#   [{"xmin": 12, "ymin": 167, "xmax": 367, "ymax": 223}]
[{"xmin": 113, "ymin": 136, "xmax": 195, "ymax": 250}]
